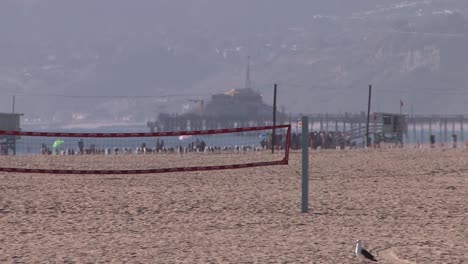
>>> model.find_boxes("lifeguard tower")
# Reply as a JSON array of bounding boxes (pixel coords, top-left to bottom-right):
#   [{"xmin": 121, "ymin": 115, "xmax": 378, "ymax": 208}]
[
  {"xmin": 373, "ymin": 112, "xmax": 407, "ymax": 146},
  {"xmin": 0, "ymin": 113, "xmax": 22, "ymax": 155}
]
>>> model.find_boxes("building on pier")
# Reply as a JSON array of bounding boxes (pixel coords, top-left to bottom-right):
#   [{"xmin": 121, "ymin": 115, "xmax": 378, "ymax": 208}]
[
  {"xmin": 203, "ymin": 88, "xmax": 273, "ymax": 119},
  {"xmin": 147, "ymin": 88, "xmax": 286, "ymax": 132}
]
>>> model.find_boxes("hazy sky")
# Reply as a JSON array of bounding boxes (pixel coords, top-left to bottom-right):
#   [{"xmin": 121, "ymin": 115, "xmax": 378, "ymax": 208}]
[{"xmin": 1, "ymin": 0, "xmax": 468, "ymax": 121}]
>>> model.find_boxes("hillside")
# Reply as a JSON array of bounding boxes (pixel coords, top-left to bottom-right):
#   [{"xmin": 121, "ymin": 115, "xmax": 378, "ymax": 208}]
[{"xmin": 0, "ymin": 0, "xmax": 467, "ymax": 126}]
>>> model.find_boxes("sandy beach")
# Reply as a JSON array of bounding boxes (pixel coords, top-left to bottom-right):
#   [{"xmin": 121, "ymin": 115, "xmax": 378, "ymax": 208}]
[{"xmin": 0, "ymin": 148, "xmax": 467, "ymax": 263}]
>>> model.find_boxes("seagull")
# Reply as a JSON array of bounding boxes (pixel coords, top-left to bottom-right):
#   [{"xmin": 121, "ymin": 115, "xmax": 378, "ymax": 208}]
[{"xmin": 355, "ymin": 240, "xmax": 377, "ymax": 262}]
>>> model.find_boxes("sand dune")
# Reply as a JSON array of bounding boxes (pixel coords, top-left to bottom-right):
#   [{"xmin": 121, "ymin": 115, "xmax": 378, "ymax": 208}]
[{"xmin": 0, "ymin": 148, "xmax": 467, "ymax": 263}]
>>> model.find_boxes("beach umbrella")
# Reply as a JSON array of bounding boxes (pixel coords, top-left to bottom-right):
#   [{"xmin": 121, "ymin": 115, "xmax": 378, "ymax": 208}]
[
  {"xmin": 259, "ymin": 133, "xmax": 271, "ymax": 141},
  {"xmin": 179, "ymin": 135, "xmax": 192, "ymax": 141},
  {"xmin": 53, "ymin": 139, "xmax": 64, "ymax": 149}
]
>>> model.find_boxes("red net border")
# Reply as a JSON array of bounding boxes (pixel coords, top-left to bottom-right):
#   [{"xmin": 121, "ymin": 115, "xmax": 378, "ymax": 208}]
[
  {"xmin": 0, "ymin": 125, "xmax": 290, "ymax": 138},
  {"xmin": 0, "ymin": 125, "xmax": 291, "ymax": 175}
]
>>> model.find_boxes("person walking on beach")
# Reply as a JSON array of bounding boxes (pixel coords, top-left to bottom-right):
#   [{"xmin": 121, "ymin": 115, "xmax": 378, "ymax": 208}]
[
  {"xmin": 452, "ymin": 134, "xmax": 457, "ymax": 148},
  {"xmin": 78, "ymin": 139, "xmax": 84, "ymax": 154}
]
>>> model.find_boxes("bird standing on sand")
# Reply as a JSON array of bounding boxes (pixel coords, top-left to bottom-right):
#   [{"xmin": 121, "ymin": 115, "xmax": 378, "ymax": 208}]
[{"xmin": 355, "ymin": 240, "xmax": 377, "ymax": 262}]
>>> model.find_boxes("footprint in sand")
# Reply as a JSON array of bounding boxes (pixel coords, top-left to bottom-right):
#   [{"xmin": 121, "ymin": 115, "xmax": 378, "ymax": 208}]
[
  {"xmin": 377, "ymin": 247, "xmax": 417, "ymax": 264},
  {"xmin": 375, "ymin": 243, "xmax": 451, "ymax": 264}
]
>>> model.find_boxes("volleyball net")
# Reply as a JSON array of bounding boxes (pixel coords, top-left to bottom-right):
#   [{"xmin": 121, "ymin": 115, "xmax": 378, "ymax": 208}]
[{"xmin": 0, "ymin": 125, "xmax": 290, "ymax": 174}]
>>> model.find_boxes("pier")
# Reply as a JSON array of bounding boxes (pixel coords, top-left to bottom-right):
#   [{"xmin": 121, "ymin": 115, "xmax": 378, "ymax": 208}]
[{"xmin": 148, "ymin": 112, "xmax": 467, "ymax": 145}]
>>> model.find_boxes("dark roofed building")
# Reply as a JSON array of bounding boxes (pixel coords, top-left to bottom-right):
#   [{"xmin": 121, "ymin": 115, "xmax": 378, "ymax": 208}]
[
  {"xmin": 151, "ymin": 88, "xmax": 287, "ymax": 132},
  {"xmin": 203, "ymin": 88, "xmax": 277, "ymax": 119}
]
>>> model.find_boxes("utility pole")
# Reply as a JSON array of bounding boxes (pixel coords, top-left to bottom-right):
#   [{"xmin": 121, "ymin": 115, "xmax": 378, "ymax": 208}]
[
  {"xmin": 272, "ymin": 83, "xmax": 277, "ymax": 154},
  {"xmin": 12, "ymin": 95, "xmax": 15, "ymax": 113},
  {"xmin": 366, "ymin": 85, "xmax": 372, "ymax": 147}
]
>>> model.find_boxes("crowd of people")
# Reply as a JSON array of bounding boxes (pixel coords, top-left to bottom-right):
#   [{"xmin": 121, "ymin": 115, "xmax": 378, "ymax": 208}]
[
  {"xmin": 267, "ymin": 131, "xmax": 355, "ymax": 150},
  {"xmin": 38, "ymin": 137, "xmax": 268, "ymax": 156},
  {"xmin": 30, "ymin": 131, "xmax": 467, "ymax": 156},
  {"xmin": 258, "ymin": 130, "xmax": 356, "ymax": 150}
]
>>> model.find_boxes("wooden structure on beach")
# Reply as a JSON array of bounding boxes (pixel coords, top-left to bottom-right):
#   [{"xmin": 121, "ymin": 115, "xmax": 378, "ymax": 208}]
[{"xmin": 0, "ymin": 113, "xmax": 22, "ymax": 155}]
